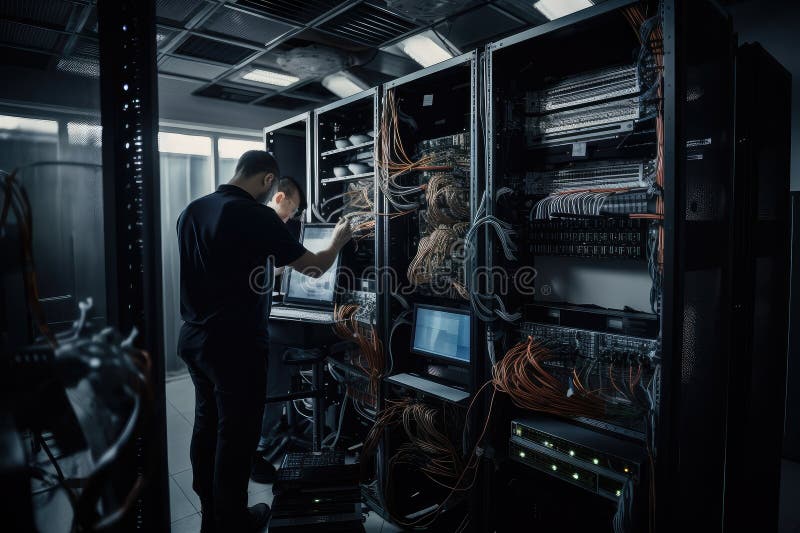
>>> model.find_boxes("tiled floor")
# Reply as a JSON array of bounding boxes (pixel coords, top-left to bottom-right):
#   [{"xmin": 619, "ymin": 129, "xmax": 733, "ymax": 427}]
[
  {"xmin": 168, "ymin": 375, "xmax": 799, "ymax": 532},
  {"xmin": 166, "ymin": 375, "xmax": 397, "ymax": 532}
]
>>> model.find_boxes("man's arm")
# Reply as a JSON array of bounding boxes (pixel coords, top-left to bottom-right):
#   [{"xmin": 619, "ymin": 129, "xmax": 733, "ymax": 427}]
[{"xmin": 288, "ymin": 218, "xmax": 352, "ymax": 278}]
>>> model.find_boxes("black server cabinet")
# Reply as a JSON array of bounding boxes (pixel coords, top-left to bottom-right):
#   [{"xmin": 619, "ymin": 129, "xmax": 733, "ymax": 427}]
[
  {"xmin": 724, "ymin": 42, "xmax": 792, "ymax": 532},
  {"xmin": 373, "ymin": 52, "xmax": 484, "ymax": 530},
  {"xmin": 484, "ymin": 1, "xmax": 743, "ymax": 531}
]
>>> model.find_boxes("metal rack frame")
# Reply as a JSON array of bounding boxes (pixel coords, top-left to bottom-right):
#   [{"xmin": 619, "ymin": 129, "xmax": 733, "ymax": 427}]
[
  {"xmin": 263, "ymin": 111, "xmax": 313, "ymax": 222},
  {"xmin": 97, "ymin": 0, "xmax": 169, "ymax": 530}
]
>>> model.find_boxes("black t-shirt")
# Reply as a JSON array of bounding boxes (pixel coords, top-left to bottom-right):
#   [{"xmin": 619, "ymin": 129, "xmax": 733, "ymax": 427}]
[{"xmin": 177, "ymin": 184, "xmax": 307, "ymax": 344}]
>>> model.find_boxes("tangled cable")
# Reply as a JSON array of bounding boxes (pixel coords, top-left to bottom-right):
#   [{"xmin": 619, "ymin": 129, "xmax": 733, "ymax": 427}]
[
  {"xmin": 332, "ymin": 304, "xmax": 385, "ymax": 396},
  {"xmin": 362, "ymin": 398, "xmax": 485, "ymax": 529},
  {"xmin": 492, "ymin": 336, "xmax": 645, "ymax": 421},
  {"xmin": 407, "ymin": 223, "xmax": 470, "ymax": 299}
]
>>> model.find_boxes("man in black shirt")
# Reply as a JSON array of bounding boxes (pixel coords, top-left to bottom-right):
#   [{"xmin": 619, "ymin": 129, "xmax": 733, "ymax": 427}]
[{"xmin": 177, "ymin": 151, "xmax": 350, "ymax": 532}]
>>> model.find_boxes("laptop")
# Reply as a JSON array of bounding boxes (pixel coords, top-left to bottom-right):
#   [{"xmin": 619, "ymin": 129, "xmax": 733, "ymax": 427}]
[{"xmin": 270, "ymin": 223, "xmax": 339, "ymax": 324}]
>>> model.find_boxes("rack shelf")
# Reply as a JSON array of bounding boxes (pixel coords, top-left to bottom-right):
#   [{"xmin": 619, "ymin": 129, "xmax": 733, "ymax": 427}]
[
  {"xmin": 320, "ymin": 139, "xmax": 374, "ymax": 158},
  {"xmin": 320, "ymin": 171, "xmax": 374, "ymax": 185}
]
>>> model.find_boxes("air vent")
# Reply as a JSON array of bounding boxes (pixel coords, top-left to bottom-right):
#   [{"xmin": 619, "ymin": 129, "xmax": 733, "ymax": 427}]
[
  {"xmin": 235, "ymin": 0, "xmax": 341, "ymax": 25},
  {"xmin": 203, "ymin": 6, "xmax": 295, "ymax": 45},
  {"xmin": 156, "ymin": 0, "xmax": 206, "ymax": 24},
  {"xmin": 195, "ymin": 84, "xmax": 267, "ymax": 103},
  {"xmin": 174, "ymin": 35, "xmax": 254, "ymax": 65},
  {"xmin": 57, "ymin": 57, "xmax": 100, "ymax": 78},
  {"xmin": 72, "ymin": 37, "xmax": 99, "ymax": 60},
  {"xmin": 257, "ymin": 94, "xmax": 312, "ymax": 111},
  {"xmin": 0, "ymin": 21, "xmax": 62, "ymax": 52},
  {"xmin": 317, "ymin": 3, "xmax": 418, "ymax": 47},
  {"xmin": 160, "ymin": 57, "xmax": 230, "ymax": 80},
  {"xmin": 0, "ymin": 0, "xmax": 74, "ymax": 30}
]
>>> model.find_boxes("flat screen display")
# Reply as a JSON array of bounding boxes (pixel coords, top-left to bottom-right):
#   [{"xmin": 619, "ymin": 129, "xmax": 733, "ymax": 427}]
[
  {"xmin": 411, "ymin": 305, "xmax": 471, "ymax": 364},
  {"xmin": 284, "ymin": 224, "xmax": 338, "ymax": 306}
]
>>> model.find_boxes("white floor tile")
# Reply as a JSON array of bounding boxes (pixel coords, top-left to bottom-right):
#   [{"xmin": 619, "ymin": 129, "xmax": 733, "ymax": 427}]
[
  {"xmin": 364, "ymin": 510, "xmax": 385, "ymax": 533},
  {"xmin": 170, "ymin": 512, "xmax": 201, "ymax": 533},
  {"xmin": 167, "ymin": 413, "xmax": 193, "ymax": 475},
  {"xmin": 173, "ymin": 468, "xmax": 201, "ymax": 512},
  {"xmin": 169, "ymin": 477, "xmax": 196, "ymax": 523}
]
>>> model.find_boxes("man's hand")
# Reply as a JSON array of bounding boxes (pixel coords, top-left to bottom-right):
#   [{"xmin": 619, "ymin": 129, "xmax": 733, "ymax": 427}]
[{"xmin": 332, "ymin": 217, "xmax": 353, "ymax": 250}]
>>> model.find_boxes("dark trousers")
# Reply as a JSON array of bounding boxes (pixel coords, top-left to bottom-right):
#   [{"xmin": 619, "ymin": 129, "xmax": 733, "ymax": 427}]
[
  {"xmin": 179, "ymin": 325, "xmax": 268, "ymax": 531},
  {"xmin": 257, "ymin": 341, "xmax": 293, "ymax": 451}
]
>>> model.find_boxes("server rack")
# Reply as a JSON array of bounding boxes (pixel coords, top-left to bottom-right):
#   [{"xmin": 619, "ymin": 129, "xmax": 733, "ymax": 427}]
[
  {"xmin": 724, "ymin": 42, "xmax": 791, "ymax": 532},
  {"xmin": 484, "ymin": 1, "xmax": 741, "ymax": 531},
  {"xmin": 313, "ymin": 88, "xmax": 381, "ymax": 443},
  {"xmin": 372, "ymin": 51, "xmax": 485, "ymax": 530}
]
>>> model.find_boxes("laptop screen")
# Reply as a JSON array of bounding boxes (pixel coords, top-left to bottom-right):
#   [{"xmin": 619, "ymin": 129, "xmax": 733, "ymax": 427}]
[
  {"xmin": 283, "ymin": 224, "xmax": 338, "ymax": 307},
  {"xmin": 411, "ymin": 305, "xmax": 471, "ymax": 365}
]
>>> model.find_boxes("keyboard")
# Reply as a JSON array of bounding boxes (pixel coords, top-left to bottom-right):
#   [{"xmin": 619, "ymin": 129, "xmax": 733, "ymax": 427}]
[
  {"xmin": 274, "ymin": 452, "xmax": 360, "ymax": 494},
  {"xmin": 270, "ymin": 306, "xmax": 334, "ymax": 323},
  {"xmin": 282, "ymin": 451, "xmax": 344, "ymax": 469},
  {"xmin": 386, "ymin": 373, "xmax": 471, "ymax": 403}
]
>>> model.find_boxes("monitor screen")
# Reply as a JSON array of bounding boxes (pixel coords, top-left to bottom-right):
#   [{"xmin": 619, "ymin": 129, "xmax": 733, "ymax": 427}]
[
  {"xmin": 411, "ymin": 305, "xmax": 471, "ymax": 364},
  {"xmin": 284, "ymin": 224, "xmax": 338, "ymax": 306}
]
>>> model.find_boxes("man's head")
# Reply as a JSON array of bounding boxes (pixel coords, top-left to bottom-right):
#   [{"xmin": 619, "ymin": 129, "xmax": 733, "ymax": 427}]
[
  {"xmin": 229, "ymin": 150, "xmax": 280, "ymax": 203},
  {"xmin": 267, "ymin": 176, "xmax": 306, "ymax": 223}
]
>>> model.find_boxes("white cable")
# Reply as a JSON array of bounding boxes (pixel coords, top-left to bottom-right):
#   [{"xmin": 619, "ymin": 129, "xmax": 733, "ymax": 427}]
[{"xmin": 325, "ymin": 391, "xmax": 349, "ymax": 451}]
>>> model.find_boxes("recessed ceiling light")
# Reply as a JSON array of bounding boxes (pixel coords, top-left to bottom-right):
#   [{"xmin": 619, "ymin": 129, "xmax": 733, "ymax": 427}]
[
  {"xmin": 400, "ymin": 34, "xmax": 453, "ymax": 68},
  {"xmin": 533, "ymin": 0, "xmax": 593, "ymax": 20},
  {"xmin": 321, "ymin": 72, "xmax": 368, "ymax": 98},
  {"xmin": 242, "ymin": 68, "xmax": 299, "ymax": 87}
]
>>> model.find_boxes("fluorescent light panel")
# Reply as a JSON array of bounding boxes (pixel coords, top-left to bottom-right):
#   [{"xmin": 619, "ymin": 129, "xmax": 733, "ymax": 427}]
[
  {"xmin": 158, "ymin": 132, "xmax": 212, "ymax": 156},
  {"xmin": 242, "ymin": 68, "xmax": 299, "ymax": 87},
  {"xmin": 321, "ymin": 72, "xmax": 366, "ymax": 98},
  {"xmin": 533, "ymin": 0, "xmax": 593, "ymax": 20},
  {"xmin": 401, "ymin": 34, "xmax": 453, "ymax": 68},
  {"xmin": 218, "ymin": 138, "xmax": 263, "ymax": 159}
]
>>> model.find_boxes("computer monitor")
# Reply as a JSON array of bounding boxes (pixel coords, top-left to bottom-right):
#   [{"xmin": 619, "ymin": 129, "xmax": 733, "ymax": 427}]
[
  {"xmin": 411, "ymin": 305, "xmax": 471, "ymax": 365},
  {"xmin": 283, "ymin": 224, "xmax": 339, "ymax": 307}
]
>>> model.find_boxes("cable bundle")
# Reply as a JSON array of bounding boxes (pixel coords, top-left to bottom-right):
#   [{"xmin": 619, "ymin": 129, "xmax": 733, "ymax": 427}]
[
  {"xmin": 363, "ymin": 399, "xmax": 478, "ymax": 529},
  {"xmin": 491, "ymin": 336, "xmax": 644, "ymax": 421},
  {"xmin": 332, "ymin": 304, "xmax": 385, "ymax": 396},
  {"xmin": 423, "ymin": 173, "xmax": 469, "ymax": 227},
  {"xmin": 407, "ymin": 223, "xmax": 470, "ymax": 299}
]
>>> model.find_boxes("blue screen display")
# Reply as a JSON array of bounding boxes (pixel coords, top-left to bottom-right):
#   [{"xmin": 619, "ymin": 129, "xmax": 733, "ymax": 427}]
[
  {"xmin": 285, "ymin": 226, "xmax": 338, "ymax": 304},
  {"xmin": 412, "ymin": 307, "xmax": 471, "ymax": 363}
]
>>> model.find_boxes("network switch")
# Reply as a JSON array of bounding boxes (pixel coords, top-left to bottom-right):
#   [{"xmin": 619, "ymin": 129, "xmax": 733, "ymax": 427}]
[
  {"xmin": 509, "ymin": 415, "xmax": 644, "ymax": 501},
  {"xmin": 525, "ymin": 160, "xmax": 654, "ymax": 196},
  {"xmin": 526, "ymin": 65, "xmax": 641, "ymax": 114}
]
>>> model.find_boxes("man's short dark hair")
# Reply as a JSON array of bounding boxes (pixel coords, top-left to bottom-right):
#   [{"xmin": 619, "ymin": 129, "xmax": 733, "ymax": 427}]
[
  {"xmin": 277, "ymin": 176, "xmax": 307, "ymax": 211},
  {"xmin": 235, "ymin": 150, "xmax": 280, "ymax": 179}
]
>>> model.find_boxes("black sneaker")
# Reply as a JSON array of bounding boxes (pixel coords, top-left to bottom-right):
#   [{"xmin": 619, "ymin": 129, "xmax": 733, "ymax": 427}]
[
  {"xmin": 248, "ymin": 503, "xmax": 271, "ymax": 530},
  {"xmin": 250, "ymin": 454, "xmax": 277, "ymax": 484}
]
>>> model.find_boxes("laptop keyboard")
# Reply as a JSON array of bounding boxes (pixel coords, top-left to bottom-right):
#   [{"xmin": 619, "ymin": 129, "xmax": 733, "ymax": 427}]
[{"xmin": 270, "ymin": 306, "xmax": 334, "ymax": 323}]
